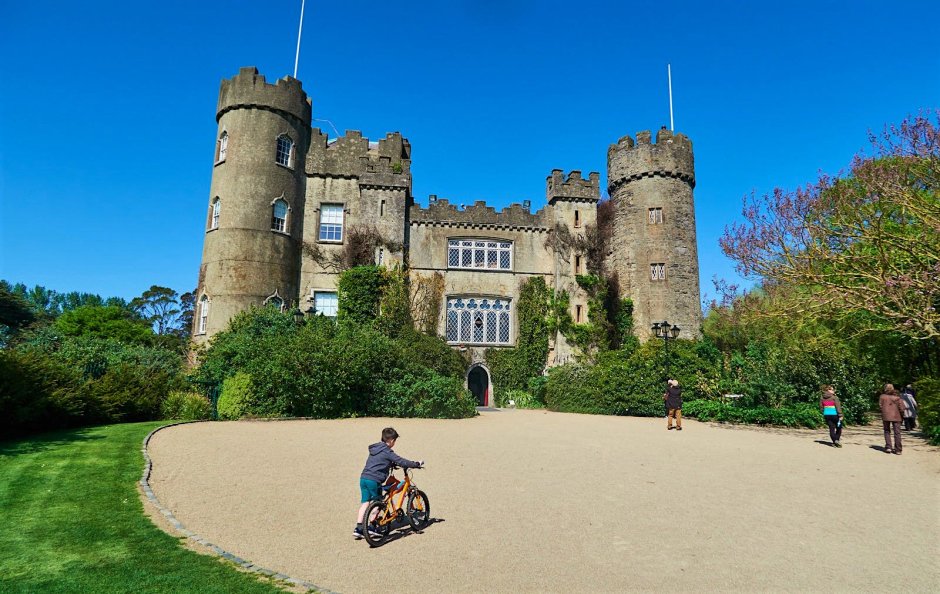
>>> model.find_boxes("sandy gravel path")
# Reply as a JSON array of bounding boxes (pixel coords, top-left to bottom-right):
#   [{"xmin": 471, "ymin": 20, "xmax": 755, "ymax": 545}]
[{"xmin": 146, "ymin": 411, "xmax": 939, "ymax": 593}]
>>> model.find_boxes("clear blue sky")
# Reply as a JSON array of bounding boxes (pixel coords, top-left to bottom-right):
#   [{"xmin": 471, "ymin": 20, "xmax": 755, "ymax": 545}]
[{"xmin": 2, "ymin": 1, "xmax": 938, "ymax": 304}]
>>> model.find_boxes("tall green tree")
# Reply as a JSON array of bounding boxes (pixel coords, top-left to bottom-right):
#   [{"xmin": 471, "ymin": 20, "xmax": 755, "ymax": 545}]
[{"xmin": 130, "ymin": 285, "xmax": 182, "ymax": 335}]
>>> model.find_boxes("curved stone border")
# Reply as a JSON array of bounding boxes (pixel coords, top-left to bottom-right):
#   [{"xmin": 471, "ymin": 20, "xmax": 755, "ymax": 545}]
[{"xmin": 140, "ymin": 422, "xmax": 337, "ymax": 594}]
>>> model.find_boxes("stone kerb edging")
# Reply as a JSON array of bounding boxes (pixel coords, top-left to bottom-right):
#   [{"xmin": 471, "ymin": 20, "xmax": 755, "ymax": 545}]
[{"xmin": 140, "ymin": 422, "xmax": 337, "ymax": 594}]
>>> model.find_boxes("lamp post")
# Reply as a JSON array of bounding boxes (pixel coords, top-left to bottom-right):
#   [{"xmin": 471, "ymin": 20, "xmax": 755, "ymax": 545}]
[
  {"xmin": 292, "ymin": 308, "xmax": 305, "ymax": 325},
  {"xmin": 651, "ymin": 320, "xmax": 681, "ymax": 383}
]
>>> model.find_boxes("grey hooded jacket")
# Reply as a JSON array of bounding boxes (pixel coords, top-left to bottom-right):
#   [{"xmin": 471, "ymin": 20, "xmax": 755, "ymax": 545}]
[{"xmin": 360, "ymin": 442, "xmax": 421, "ymax": 483}]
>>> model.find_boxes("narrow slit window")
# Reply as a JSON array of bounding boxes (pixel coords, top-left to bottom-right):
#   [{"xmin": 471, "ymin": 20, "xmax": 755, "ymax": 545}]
[
  {"xmin": 209, "ymin": 198, "xmax": 220, "ymax": 230},
  {"xmin": 217, "ymin": 132, "xmax": 228, "ymax": 162},
  {"xmin": 575, "ymin": 255, "xmax": 582, "ymax": 275},
  {"xmin": 574, "ymin": 210, "xmax": 581, "ymax": 228},
  {"xmin": 380, "ymin": 199, "xmax": 386, "ymax": 216},
  {"xmin": 198, "ymin": 295, "xmax": 209, "ymax": 334},
  {"xmin": 575, "ymin": 305, "xmax": 583, "ymax": 323}
]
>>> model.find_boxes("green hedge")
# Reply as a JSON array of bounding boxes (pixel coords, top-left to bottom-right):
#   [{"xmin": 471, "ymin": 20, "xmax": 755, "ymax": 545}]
[
  {"xmin": 913, "ymin": 377, "xmax": 940, "ymax": 445},
  {"xmin": 682, "ymin": 400, "xmax": 823, "ymax": 428},
  {"xmin": 217, "ymin": 372, "xmax": 256, "ymax": 420},
  {"xmin": 373, "ymin": 370, "xmax": 476, "ymax": 419}
]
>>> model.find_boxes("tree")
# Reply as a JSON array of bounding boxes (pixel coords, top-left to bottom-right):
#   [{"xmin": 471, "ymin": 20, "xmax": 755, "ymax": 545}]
[
  {"xmin": 721, "ymin": 113, "xmax": 940, "ymax": 340},
  {"xmin": 54, "ymin": 305, "xmax": 154, "ymax": 344},
  {"xmin": 0, "ymin": 284, "xmax": 36, "ymax": 344},
  {"xmin": 130, "ymin": 285, "xmax": 182, "ymax": 335}
]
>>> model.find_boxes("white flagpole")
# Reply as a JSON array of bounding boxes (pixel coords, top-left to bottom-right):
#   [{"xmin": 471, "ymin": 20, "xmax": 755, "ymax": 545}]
[
  {"xmin": 293, "ymin": 0, "xmax": 306, "ymax": 79},
  {"xmin": 667, "ymin": 64, "xmax": 675, "ymax": 132}
]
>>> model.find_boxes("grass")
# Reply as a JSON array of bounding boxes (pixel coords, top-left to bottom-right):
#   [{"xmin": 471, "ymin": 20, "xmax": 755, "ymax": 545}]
[{"xmin": 0, "ymin": 422, "xmax": 288, "ymax": 593}]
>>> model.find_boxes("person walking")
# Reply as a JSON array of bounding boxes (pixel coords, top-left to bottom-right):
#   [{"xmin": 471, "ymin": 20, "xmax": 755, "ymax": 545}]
[
  {"xmin": 664, "ymin": 379, "xmax": 683, "ymax": 431},
  {"xmin": 819, "ymin": 385, "xmax": 843, "ymax": 447},
  {"xmin": 879, "ymin": 384, "xmax": 907, "ymax": 455},
  {"xmin": 900, "ymin": 385, "xmax": 918, "ymax": 431}
]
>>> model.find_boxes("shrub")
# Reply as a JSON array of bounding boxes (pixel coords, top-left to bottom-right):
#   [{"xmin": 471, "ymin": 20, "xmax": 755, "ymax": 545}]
[
  {"xmin": 337, "ymin": 266, "xmax": 385, "ymax": 326},
  {"xmin": 83, "ymin": 363, "xmax": 171, "ymax": 423},
  {"xmin": 217, "ymin": 372, "xmax": 256, "ymax": 420},
  {"xmin": 501, "ymin": 389, "xmax": 543, "ymax": 409},
  {"xmin": 0, "ymin": 349, "xmax": 84, "ymax": 436},
  {"xmin": 161, "ymin": 390, "xmax": 213, "ymax": 421},
  {"xmin": 373, "ymin": 370, "xmax": 476, "ymax": 419},
  {"xmin": 683, "ymin": 400, "xmax": 823, "ymax": 428},
  {"xmin": 913, "ymin": 377, "xmax": 940, "ymax": 445}
]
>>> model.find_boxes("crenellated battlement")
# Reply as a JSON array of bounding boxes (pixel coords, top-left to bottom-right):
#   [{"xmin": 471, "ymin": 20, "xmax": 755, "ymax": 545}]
[
  {"xmin": 546, "ymin": 169, "xmax": 600, "ymax": 204},
  {"xmin": 607, "ymin": 127, "xmax": 695, "ymax": 191},
  {"xmin": 307, "ymin": 129, "xmax": 411, "ymax": 183},
  {"xmin": 217, "ymin": 67, "xmax": 311, "ymax": 125},
  {"xmin": 410, "ymin": 198, "xmax": 548, "ymax": 230}
]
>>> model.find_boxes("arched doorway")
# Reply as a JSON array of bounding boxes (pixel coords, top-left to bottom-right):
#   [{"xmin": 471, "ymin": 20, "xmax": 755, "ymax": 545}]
[{"xmin": 467, "ymin": 366, "xmax": 489, "ymax": 407}]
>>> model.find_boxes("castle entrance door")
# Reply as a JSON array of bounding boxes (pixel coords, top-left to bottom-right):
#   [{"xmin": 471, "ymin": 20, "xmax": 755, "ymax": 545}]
[{"xmin": 467, "ymin": 366, "xmax": 489, "ymax": 407}]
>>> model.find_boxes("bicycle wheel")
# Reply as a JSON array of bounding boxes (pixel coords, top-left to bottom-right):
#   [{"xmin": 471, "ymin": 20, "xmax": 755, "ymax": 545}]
[
  {"xmin": 362, "ymin": 500, "xmax": 390, "ymax": 547},
  {"xmin": 406, "ymin": 489, "xmax": 430, "ymax": 531}
]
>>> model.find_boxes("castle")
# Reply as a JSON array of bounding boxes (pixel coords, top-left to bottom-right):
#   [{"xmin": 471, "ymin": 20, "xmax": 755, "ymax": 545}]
[{"xmin": 193, "ymin": 67, "xmax": 702, "ymax": 406}]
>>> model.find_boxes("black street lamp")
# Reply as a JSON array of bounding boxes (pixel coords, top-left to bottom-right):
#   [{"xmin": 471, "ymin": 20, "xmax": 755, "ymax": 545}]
[
  {"xmin": 292, "ymin": 308, "xmax": 305, "ymax": 325},
  {"xmin": 651, "ymin": 320, "xmax": 681, "ymax": 382}
]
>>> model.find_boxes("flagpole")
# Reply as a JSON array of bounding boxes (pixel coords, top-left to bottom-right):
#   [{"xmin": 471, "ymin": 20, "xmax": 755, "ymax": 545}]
[
  {"xmin": 667, "ymin": 63, "xmax": 674, "ymax": 132},
  {"xmin": 293, "ymin": 0, "xmax": 306, "ymax": 79}
]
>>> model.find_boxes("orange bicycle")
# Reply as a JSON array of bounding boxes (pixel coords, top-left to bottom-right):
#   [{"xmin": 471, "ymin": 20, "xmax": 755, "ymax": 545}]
[{"xmin": 361, "ymin": 465, "xmax": 430, "ymax": 547}]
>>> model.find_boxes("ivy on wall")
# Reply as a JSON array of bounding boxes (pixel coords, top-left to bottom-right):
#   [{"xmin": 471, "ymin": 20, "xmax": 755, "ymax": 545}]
[
  {"xmin": 485, "ymin": 276, "xmax": 553, "ymax": 395},
  {"xmin": 337, "ymin": 266, "xmax": 385, "ymax": 325}
]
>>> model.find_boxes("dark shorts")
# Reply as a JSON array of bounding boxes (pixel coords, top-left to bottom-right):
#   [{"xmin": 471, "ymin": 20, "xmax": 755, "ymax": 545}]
[{"xmin": 360, "ymin": 478, "xmax": 381, "ymax": 503}]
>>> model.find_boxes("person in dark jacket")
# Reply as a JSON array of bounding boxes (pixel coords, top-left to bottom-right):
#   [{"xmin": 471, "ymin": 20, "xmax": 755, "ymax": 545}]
[
  {"xmin": 819, "ymin": 384, "xmax": 844, "ymax": 447},
  {"xmin": 354, "ymin": 427, "xmax": 423, "ymax": 539},
  {"xmin": 664, "ymin": 379, "xmax": 683, "ymax": 431},
  {"xmin": 879, "ymin": 384, "xmax": 907, "ymax": 455},
  {"xmin": 900, "ymin": 385, "xmax": 918, "ymax": 431}
]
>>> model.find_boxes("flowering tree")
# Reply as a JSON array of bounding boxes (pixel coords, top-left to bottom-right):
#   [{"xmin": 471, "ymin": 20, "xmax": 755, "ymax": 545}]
[{"xmin": 721, "ymin": 113, "xmax": 940, "ymax": 340}]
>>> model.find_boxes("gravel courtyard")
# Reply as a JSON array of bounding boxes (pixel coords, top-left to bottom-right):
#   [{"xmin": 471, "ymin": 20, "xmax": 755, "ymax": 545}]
[{"xmin": 146, "ymin": 411, "xmax": 939, "ymax": 593}]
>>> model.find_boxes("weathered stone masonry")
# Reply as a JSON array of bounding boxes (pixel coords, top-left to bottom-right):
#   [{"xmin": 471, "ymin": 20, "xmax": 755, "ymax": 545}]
[{"xmin": 193, "ymin": 68, "xmax": 702, "ymax": 404}]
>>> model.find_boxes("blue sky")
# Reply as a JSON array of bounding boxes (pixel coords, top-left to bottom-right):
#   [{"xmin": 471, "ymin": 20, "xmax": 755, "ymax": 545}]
[{"xmin": 1, "ymin": 1, "xmax": 938, "ymax": 304}]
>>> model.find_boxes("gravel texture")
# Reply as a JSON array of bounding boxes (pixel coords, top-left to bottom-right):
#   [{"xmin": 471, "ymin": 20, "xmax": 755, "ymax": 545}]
[{"xmin": 146, "ymin": 411, "xmax": 940, "ymax": 593}]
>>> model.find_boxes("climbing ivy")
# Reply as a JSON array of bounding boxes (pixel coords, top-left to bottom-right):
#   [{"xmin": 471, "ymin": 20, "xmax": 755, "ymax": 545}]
[
  {"xmin": 337, "ymin": 266, "xmax": 386, "ymax": 326},
  {"xmin": 485, "ymin": 277, "xmax": 553, "ymax": 395}
]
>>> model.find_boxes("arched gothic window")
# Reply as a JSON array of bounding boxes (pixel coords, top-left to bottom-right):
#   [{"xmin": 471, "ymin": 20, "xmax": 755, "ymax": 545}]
[
  {"xmin": 271, "ymin": 199, "xmax": 288, "ymax": 233},
  {"xmin": 264, "ymin": 293, "xmax": 285, "ymax": 311},
  {"xmin": 275, "ymin": 134, "xmax": 294, "ymax": 167},
  {"xmin": 198, "ymin": 295, "xmax": 210, "ymax": 334}
]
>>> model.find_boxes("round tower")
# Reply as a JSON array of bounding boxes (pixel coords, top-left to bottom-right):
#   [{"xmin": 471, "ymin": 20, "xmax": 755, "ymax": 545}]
[
  {"xmin": 193, "ymin": 67, "xmax": 312, "ymax": 344},
  {"xmin": 606, "ymin": 127, "xmax": 701, "ymax": 340}
]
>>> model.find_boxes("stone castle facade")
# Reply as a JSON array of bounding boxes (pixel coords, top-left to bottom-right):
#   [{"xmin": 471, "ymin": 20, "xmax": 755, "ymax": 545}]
[{"xmin": 193, "ymin": 67, "xmax": 702, "ymax": 405}]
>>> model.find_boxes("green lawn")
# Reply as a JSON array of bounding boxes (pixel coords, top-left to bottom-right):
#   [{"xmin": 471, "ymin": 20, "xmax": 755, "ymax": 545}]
[{"xmin": 0, "ymin": 422, "xmax": 288, "ymax": 593}]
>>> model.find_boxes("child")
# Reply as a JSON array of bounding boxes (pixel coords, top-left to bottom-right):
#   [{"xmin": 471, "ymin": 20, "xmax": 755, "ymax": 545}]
[
  {"xmin": 819, "ymin": 384, "xmax": 843, "ymax": 447},
  {"xmin": 354, "ymin": 427, "xmax": 423, "ymax": 539}
]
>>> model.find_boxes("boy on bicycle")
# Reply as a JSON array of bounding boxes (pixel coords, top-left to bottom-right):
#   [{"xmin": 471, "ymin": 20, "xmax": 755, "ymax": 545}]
[{"xmin": 354, "ymin": 427, "xmax": 423, "ymax": 539}]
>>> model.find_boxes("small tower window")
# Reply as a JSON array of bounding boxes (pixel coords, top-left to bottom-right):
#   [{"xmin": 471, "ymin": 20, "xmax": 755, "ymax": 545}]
[
  {"xmin": 275, "ymin": 134, "xmax": 294, "ymax": 167},
  {"xmin": 650, "ymin": 263, "xmax": 666, "ymax": 281},
  {"xmin": 272, "ymin": 199, "xmax": 288, "ymax": 233},
  {"xmin": 209, "ymin": 197, "xmax": 220, "ymax": 230},
  {"xmin": 377, "ymin": 247, "xmax": 385, "ymax": 265},
  {"xmin": 198, "ymin": 295, "xmax": 210, "ymax": 334},
  {"xmin": 380, "ymin": 199, "xmax": 386, "ymax": 216},
  {"xmin": 319, "ymin": 204, "xmax": 344, "ymax": 242},
  {"xmin": 216, "ymin": 132, "xmax": 228, "ymax": 162},
  {"xmin": 575, "ymin": 305, "xmax": 583, "ymax": 323},
  {"xmin": 574, "ymin": 210, "xmax": 581, "ymax": 228},
  {"xmin": 574, "ymin": 255, "xmax": 582, "ymax": 275},
  {"xmin": 649, "ymin": 207, "xmax": 663, "ymax": 224}
]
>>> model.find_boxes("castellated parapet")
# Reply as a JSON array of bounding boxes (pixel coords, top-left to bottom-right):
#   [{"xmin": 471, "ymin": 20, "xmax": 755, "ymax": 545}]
[
  {"xmin": 607, "ymin": 127, "xmax": 694, "ymax": 194},
  {"xmin": 410, "ymin": 199, "xmax": 548, "ymax": 230},
  {"xmin": 546, "ymin": 170, "xmax": 600, "ymax": 204},
  {"xmin": 217, "ymin": 67, "xmax": 312, "ymax": 125}
]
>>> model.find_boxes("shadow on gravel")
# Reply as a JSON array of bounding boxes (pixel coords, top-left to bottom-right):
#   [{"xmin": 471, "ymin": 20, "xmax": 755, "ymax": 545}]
[
  {"xmin": 814, "ymin": 440, "xmax": 836, "ymax": 447},
  {"xmin": 375, "ymin": 517, "xmax": 445, "ymax": 547}
]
